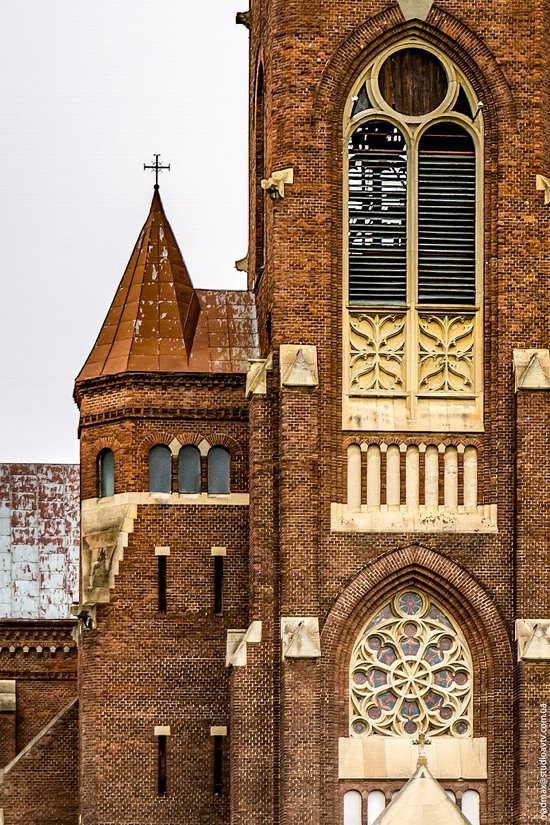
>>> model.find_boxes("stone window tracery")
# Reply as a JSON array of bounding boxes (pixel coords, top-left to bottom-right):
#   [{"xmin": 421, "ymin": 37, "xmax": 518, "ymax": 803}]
[
  {"xmin": 350, "ymin": 589, "xmax": 472, "ymax": 738},
  {"xmin": 343, "ymin": 40, "xmax": 484, "ymax": 432}
]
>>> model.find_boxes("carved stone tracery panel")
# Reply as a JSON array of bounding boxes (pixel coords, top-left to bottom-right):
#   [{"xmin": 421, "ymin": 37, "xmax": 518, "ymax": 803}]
[{"xmin": 350, "ymin": 589, "xmax": 472, "ymax": 738}]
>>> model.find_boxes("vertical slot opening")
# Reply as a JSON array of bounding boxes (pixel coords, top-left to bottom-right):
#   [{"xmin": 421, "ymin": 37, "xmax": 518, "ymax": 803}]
[
  {"xmin": 158, "ymin": 555, "xmax": 167, "ymax": 614},
  {"xmin": 214, "ymin": 735, "xmax": 223, "ymax": 796},
  {"xmin": 214, "ymin": 556, "xmax": 223, "ymax": 616},
  {"xmin": 158, "ymin": 735, "xmax": 167, "ymax": 796}
]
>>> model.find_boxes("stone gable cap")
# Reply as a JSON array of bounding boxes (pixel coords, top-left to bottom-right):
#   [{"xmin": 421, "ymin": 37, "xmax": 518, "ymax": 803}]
[{"xmin": 372, "ymin": 761, "xmax": 472, "ymax": 825}]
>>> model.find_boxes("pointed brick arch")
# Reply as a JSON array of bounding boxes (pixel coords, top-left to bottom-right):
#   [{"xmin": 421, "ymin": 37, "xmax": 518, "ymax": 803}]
[
  {"xmin": 320, "ymin": 544, "xmax": 513, "ymax": 825},
  {"xmin": 312, "ymin": 9, "xmax": 514, "ymax": 132}
]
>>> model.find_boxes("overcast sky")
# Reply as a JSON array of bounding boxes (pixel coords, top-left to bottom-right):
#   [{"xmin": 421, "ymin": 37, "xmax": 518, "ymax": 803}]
[{"xmin": 0, "ymin": 1, "xmax": 248, "ymax": 464}]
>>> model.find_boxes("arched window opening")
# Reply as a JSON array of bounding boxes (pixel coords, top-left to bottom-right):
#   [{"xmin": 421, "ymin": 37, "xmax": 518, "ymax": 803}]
[
  {"xmin": 462, "ymin": 790, "xmax": 480, "ymax": 825},
  {"xmin": 345, "ymin": 41, "xmax": 483, "ymax": 433},
  {"xmin": 343, "ymin": 790, "xmax": 362, "ymax": 825},
  {"xmin": 179, "ymin": 445, "xmax": 201, "ymax": 494},
  {"xmin": 348, "ymin": 121, "xmax": 407, "ymax": 304},
  {"xmin": 149, "ymin": 445, "xmax": 172, "ymax": 493},
  {"xmin": 208, "ymin": 446, "xmax": 230, "ymax": 495},
  {"xmin": 350, "ymin": 588, "xmax": 473, "ymax": 738},
  {"xmin": 418, "ymin": 123, "xmax": 476, "ymax": 304},
  {"xmin": 367, "ymin": 790, "xmax": 386, "ymax": 824},
  {"xmin": 98, "ymin": 449, "xmax": 115, "ymax": 498}
]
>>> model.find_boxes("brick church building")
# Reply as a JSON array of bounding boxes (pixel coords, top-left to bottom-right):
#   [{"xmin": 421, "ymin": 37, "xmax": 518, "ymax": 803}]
[{"xmin": 1, "ymin": 0, "xmax": 550, "ymax": 822}]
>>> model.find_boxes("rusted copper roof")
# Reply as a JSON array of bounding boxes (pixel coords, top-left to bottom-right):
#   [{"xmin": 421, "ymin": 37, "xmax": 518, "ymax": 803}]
[{"xmin": 77, "ymin": 189, "xmax": 257, "ymax": 381}]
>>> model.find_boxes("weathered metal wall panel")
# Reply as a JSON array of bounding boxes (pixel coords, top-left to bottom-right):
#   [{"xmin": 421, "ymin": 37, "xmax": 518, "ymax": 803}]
[{"xmin": 0, "ymin": 464, "xmax": 79, "ymax": 619}]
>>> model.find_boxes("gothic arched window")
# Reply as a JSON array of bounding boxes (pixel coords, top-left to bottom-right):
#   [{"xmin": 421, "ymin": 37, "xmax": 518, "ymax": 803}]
[
  {"xmin": 345, "ymin": 42, "xmax": 483, "ymax": 433},
  {"xmin": 97, "ymin": 449, "xmax": 115, "ymax": 498},
  {"xmin": 179, "ymin": 445, "xmax": 201, "ymax": 494},
  {"xmin": 149, "ymin": 445, "xmax": 172, "ymax": 493},
  {"xmin": 350, "ymin": 589, "xmax": 473, "ymax": 738}
]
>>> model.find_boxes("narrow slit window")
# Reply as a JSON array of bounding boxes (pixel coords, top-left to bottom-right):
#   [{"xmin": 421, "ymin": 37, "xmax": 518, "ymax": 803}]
[
  {"xmin": 348, "ymin": 120, "xmax": 408, "ymax": 304},
  {"xmin": 214, "ymin": 556, "xmax": 223, "ymax": 615},
  {"xmin": 208, "ymin": 447, "xmax": 231, "ymax": 495},
  {"xmin": 158, "ymin": 556, "xmax": 167, "ymax": 614},
  {"xmin": 214, "ymin": 736, "xmax": 223, "ymax": 796},
  {"xmin": 149, "ymin": 445, "xmax": 172, "ymax": 493},
  {"xmin": 98, "ymin": 449, "xmax": 115, "ymax": 498},
  {"xmin": 179, "ymin": 445, "xmax": 201, "ymax": 493},
  {"xmin": 418, "ymin": 123, "xmax": 476, "ymax": 305},
  {"xmin": 158, "ymin": 736, "xmax": 167, "ymax": 796}
]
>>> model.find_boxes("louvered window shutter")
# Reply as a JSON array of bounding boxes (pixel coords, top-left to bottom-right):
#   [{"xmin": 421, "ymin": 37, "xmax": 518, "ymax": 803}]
[
  {"xmin": 348, "ymin": 121, "xmax": 408, "ymax": 304},
  {"xmin": 417, "ymin": 123, "xmax": 476, "ymax": 305}
]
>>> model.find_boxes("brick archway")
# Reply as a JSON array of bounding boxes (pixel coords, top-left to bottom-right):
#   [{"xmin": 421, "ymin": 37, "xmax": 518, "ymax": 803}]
[{"xmin": 320, "ymin": 543, "xmax": 513, "ymax": 825}]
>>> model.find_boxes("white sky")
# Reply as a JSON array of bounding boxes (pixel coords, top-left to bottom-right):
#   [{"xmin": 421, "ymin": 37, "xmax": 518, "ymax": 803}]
[{"xmin": 0, "ymin": 1, "xmax": 248, "ymax": 463}]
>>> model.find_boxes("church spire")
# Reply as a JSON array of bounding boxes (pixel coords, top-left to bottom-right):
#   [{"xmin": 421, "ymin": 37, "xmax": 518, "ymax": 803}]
[{"xmin": 76, "ymin": 187, "xmax": 200, "ymax": 381}]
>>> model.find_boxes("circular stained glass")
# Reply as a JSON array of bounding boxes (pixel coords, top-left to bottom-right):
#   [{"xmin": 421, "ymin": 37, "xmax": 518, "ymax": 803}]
[{"xmin": 350, "ymin": 589, "xmax": 472, "ymax": 738}]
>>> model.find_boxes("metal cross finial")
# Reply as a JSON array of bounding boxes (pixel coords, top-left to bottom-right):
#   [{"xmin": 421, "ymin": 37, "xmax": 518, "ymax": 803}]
[
  {"xmin": 144, "ymin": 154, "xmax": 171, "ymax": 189},
  {"xmin": 413, "ymin": 732, "xmax": 432, "ymax": 767}
]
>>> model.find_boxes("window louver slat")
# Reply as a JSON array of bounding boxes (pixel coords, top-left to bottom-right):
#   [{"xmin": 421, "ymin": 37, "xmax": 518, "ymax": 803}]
[
  {"xmin": 418, "ymin": 126, "xmax": 476, "ymax": 305},
  {"xmin": 348, "ymin": 121, "xmax": 407, "ymax": 304}
]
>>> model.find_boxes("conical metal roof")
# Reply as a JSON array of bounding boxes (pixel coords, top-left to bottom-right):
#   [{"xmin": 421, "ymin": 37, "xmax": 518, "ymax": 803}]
[{"xmin": 77, "ymin": 189, "xmax": 257, "ymax": 382}]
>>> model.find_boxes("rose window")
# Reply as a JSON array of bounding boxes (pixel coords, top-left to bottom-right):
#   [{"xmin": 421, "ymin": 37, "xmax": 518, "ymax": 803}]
[{"xmin": 350, "ymin": 589, "xmax": 472, "ymax": 738}]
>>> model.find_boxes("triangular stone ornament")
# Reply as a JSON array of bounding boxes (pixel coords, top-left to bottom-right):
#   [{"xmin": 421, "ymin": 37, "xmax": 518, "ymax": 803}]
[
  {"xmin": 397, "ymin": 0, "xmax": 434, "ymax": 21},
  {"xmin": 280, "ymin": 345, "xmax": 319, "ymax": 388},
  {"xmin": 513, "ymin": 348, "xmax": 550, "ymax": 391}
]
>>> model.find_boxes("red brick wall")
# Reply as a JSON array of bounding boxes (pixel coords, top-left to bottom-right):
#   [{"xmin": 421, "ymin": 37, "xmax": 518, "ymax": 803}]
[{"xmin": 2, "ymin": 699, "xmax": 78, "ymax": 825}]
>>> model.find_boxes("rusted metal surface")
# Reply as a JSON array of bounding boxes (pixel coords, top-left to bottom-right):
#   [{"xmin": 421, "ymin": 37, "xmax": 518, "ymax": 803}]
[
  {"xmin": 77, "ymin": 190, "xmax": 258, "ymax": 382},
  {"xmin": 0, "ymin": 465, "xmax": 80, "ymax": 620}
]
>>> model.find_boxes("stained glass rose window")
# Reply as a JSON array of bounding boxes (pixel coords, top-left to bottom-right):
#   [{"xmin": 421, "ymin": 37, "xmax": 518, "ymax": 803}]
[{"xmin": 350, "ymin": 589, "xmax": 472, "ymax": 738}]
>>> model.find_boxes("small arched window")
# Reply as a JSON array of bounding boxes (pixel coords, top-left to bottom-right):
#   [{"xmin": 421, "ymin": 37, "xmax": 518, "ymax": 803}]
[
  {"xmin": 149, "ymin": 445, "xmax": 172, "ymax": 493},
  {"xmin": 462, "ymin": 790, "xmax": 480, "ymax": 825},
  {"xmin": 208, "ymin": 446, "xmax": 230, "ymax": 495},
  {"xmin": 179, "ymin": 445, "xmax": 201, "ymax": 494},
  {"xmin": 367, "ymin": 790, "xmax": 386, "ymax": 825},
  {"xmin": 98, "ymin": 449, "xmax": 115, "ymax": 498},
  {"xmin": 343, "ymin": 790, "xmax": 362, "ymax": 825}
]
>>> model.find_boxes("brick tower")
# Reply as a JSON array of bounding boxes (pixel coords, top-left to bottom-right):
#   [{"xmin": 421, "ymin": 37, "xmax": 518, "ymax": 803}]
[{"xmin": 72, "ymin": 2, "xmax": 550, "ymax": 825}]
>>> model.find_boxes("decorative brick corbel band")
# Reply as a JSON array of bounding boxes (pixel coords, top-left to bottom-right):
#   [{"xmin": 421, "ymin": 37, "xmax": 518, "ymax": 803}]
[
  {"xmin": 513, "ymin": 349, "xmax": 550, "ymax": 391},
  {"xmin": 281, "ymin": 617, "xmax": 321, "ymax": 659},
  {"xmin": 515, "ymin": 619, "xmax": 550, "ymax": 662},
  {"xmin": 246, "ymin": 353, "xmax": 273, "ymax": 397},
  {"xmin": 280, "ymin": 345, "xmax": 319, "ymax": 388},
  {"xmin": 261, "ymin": 168, "xmax": 294, "ymax": 199},
  {"xmin": 225, "ymin": 621, "xmax": 262, "ymax": 667}
]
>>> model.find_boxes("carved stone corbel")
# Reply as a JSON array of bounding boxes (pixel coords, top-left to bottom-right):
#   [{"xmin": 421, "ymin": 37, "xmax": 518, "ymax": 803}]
[
  {"xmin": 536, "ymin": 174, "xmax": 550, "ymax": 205},
  {"xmin": 516, "ymin": 620, "xmax": 550, "ymax": 661},
  {"xmin": 236, "ymin": 11, "xmax": 251, "ymax": 29},
  {"xmin": 281, "ymin": 617, "xmax": 321, "ymax": 659},
  {"xmin": 81, "ymin": 500, "xmax": 138, "ymax": 606},
  {"xmin": 246, "ymin": 353, "xmax": 273, "ymax": 397},
  {"xmin": 226, "ymin": 621, "xmax": 262, "ymax": 667},
  {"xmin": 280, "ymin": 345, "xmax": 318, "ymax": 388},
  {"xmin": 513, "ymin": 349, "xmax": 550, "ymax": 391},
  {"xmin": 261, "ymin": 168, "xmax": 294, "ymax": 199}
]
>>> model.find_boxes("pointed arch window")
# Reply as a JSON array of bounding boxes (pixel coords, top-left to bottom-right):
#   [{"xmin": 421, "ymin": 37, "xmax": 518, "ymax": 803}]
[
  {"xmin": 344, "ymin": 42, "xmax": 483, "ymax": 432},
  {"xmin": 98, "ymin": 449, "xmax": 115, "ymax": 498},
  {"xmin": 149, "ymin": 445, "xmax": 172, "ymax": 493}
]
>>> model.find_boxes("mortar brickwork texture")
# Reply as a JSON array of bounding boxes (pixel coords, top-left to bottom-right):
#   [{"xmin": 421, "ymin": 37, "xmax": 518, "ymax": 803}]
[{"xmin": 2, "ymin": 1, "xmax": 550, "ymax": 823}]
